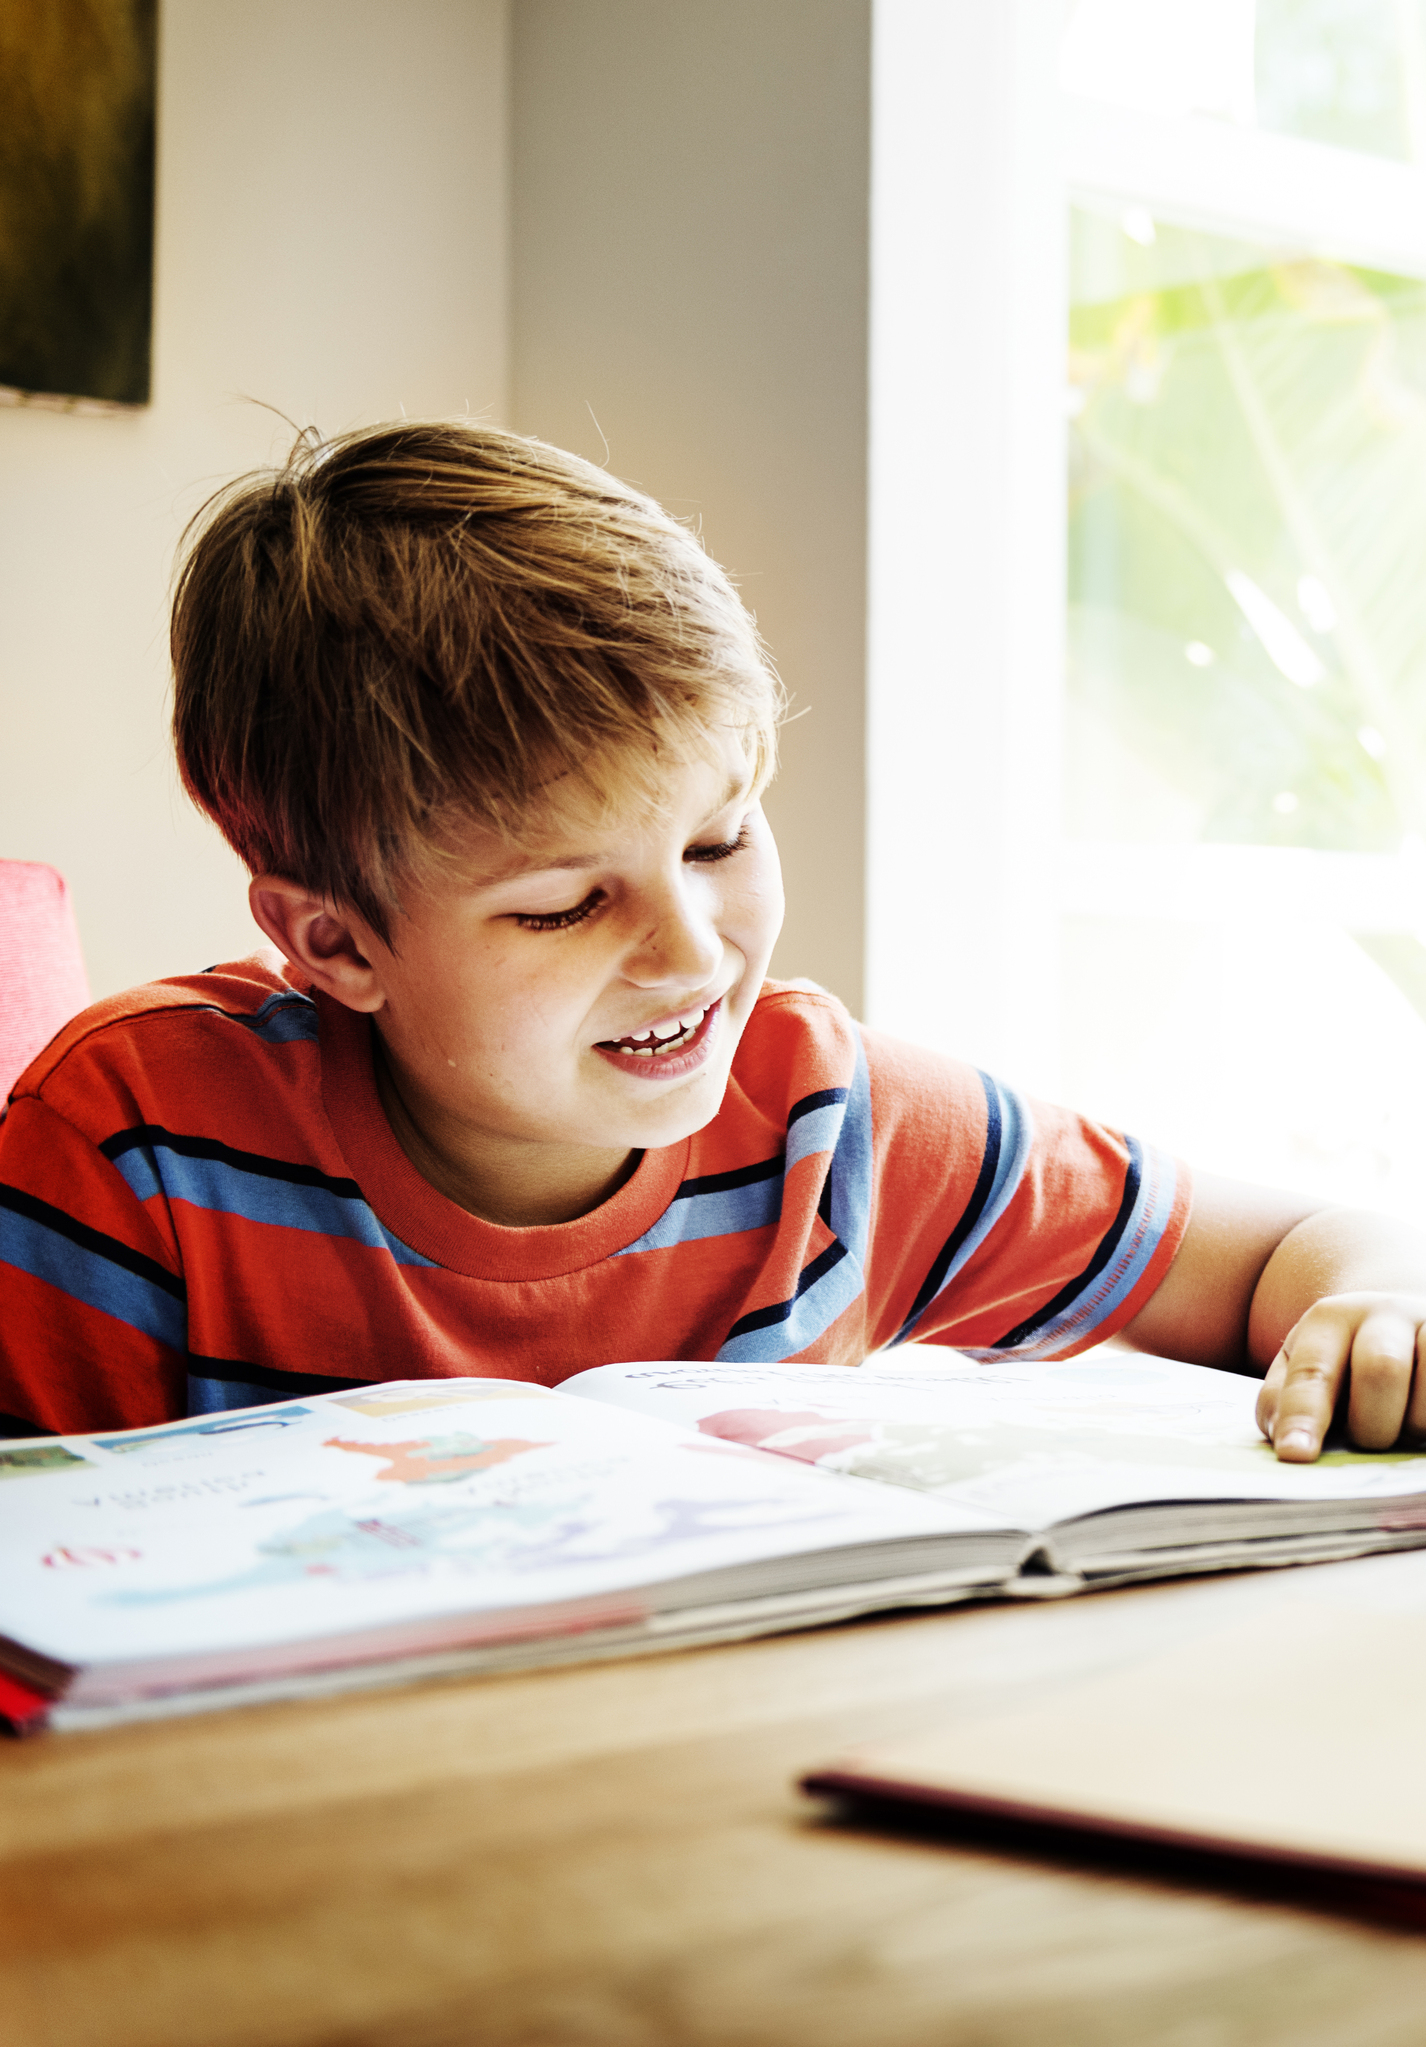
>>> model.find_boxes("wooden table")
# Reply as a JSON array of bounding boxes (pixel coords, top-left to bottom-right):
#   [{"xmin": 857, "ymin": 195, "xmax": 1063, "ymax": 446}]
[{"xmin": 7, "ymin": 1554, "xmax": 1426, "ymax": 2047}]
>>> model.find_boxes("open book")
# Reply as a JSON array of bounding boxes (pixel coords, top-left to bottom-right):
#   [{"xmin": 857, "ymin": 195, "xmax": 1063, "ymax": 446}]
[{"xmin": 5, "ymin": 1351, "xmax": 1426, "ymax": 1732}]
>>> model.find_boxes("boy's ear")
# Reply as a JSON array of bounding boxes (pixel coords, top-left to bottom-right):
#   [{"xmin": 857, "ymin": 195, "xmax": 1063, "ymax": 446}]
[{"xmin": 247, "ymin": 876, "xmax": 387, "ymax": 1014}]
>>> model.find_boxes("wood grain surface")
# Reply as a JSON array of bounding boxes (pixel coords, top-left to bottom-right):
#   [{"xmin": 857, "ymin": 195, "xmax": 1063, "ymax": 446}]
[{"xmin": 6, "ymin": 1556, "xmax": 1426, "ymax": 2047}]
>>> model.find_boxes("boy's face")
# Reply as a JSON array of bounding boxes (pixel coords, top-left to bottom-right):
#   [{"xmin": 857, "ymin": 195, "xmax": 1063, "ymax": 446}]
[{"xmin": 352, "ymin": 734, "xmax": 785, "ymax": 1224}]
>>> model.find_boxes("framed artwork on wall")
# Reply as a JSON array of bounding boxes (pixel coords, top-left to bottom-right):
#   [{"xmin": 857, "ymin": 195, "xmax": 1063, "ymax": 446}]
[{"xmin": 0, "ymin": 0, "xmax": 157, "ymax": 411}]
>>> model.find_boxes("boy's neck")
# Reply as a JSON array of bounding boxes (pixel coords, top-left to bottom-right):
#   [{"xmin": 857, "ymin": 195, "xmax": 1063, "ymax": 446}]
[{"xmin": 370, "ymin": 1032, "xmax": 640, "ymax": 1228}]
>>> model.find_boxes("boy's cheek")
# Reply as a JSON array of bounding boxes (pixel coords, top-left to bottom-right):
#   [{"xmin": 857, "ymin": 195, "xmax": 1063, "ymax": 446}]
[{"xmin": 734, "ymin": 863, "xmax": 785, "ymax": 963}]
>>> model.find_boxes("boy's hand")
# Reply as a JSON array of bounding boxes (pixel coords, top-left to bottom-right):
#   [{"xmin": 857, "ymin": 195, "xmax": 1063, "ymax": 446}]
[
  {"xmin": 1255, "ymin": 1293, "xmax": 1426, "ymax": 1462},
  {"xmin": 1121, "ymin": 1177, "xmax": 1426, "ymax": 1463}
]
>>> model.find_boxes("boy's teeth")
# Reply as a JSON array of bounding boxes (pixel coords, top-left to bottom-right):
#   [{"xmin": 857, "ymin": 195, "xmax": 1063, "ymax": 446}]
[{"xmin": 607, "ymin": 1004, "xmax": 710, "ymax": 1055}]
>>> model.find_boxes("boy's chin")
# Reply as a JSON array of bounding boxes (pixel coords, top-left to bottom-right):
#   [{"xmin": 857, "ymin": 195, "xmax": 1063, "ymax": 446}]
[{"xmin": 596, "ymin": 1067, "xmax": 729, "ymax": 1145}]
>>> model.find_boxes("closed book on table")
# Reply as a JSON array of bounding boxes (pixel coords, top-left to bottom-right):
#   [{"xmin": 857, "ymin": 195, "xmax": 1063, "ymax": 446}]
[{"xmin": 802, "ymin": 1567, "xmax": 1426, "ymax": 1887}]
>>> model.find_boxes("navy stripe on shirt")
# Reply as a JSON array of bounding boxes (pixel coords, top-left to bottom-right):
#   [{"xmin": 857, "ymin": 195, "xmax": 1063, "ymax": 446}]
[{"xmin": 184, "ymin": 1354, "xmax": 375, "ymax": 1416}]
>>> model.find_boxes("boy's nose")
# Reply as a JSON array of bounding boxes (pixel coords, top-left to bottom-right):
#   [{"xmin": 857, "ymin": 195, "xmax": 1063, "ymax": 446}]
[{"xmin": 622, "ymin": 881, "xmax": 724, "ymax": 989}]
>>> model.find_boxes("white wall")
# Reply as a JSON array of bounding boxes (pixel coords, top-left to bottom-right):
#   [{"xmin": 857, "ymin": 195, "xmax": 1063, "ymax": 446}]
[
  {"xmin": 510, "ymin": 0, "xmax": 871, "ymax": 1014},
  {"xmin": 0, "ymin": 0, "xmax": 510, "ymax": 998}
]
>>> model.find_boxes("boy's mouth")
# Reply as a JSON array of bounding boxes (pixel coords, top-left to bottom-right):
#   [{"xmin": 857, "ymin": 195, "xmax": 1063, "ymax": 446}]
[{"xmin": 594, "ymin": 1000, "xmax": 720, "ymax": 1068}]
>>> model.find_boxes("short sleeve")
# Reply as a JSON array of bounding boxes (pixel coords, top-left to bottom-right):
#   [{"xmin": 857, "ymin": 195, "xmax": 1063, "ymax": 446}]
[{"xmin": 859, "ymin": 1028, "xmax": 1191, "ymax": 1360}]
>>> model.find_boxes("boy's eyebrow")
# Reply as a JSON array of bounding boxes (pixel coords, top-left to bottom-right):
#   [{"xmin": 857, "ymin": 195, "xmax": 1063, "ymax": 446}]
[{"xmin": 473, "ymin": 773, "xmax": 753, "ymax": 884}]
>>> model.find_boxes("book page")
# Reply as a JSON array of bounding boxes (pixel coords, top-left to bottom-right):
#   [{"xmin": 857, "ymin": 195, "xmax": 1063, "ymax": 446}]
[
  {"xmin": 0, "ymin": 1378, "xmax": 1008, "ymax": 1686},
  {"xmin": 562, "ymin": 1353, "xmax": 1426, "ymax": 1529}
]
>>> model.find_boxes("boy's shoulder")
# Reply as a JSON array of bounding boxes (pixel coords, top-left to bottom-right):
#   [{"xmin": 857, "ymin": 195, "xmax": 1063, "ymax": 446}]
[
  {"xmin": 10, "ymin": 951, "xmax": 322, "ymax": 1138},
  {"xmin": 741, "ymin": 976, "xmax": 979, "ymax": 1089},
  {"xmin": 738, "ymin": 977, "xmax": 854, "ymax": 1074},
  {"xmin": 748, "ymin": 976, "xmax": 843, "ymax": 1022},
  {"xmin": 730, "ymin": 976, "xmax": 982, "ymax": 1131}
]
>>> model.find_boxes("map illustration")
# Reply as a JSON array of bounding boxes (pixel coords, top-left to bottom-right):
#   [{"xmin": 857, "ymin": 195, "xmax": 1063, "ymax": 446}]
[{"xmin": 322, "ymin": 1432, "xmax": 551, "ymax": 1484}]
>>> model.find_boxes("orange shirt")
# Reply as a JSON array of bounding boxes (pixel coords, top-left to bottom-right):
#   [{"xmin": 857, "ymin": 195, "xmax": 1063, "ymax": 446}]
[{"xmin": 0, "ymin": 960, "xmax": 1189, "ymax": 1434}]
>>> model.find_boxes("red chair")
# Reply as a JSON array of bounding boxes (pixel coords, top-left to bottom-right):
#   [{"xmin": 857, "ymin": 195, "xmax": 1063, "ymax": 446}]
[{"xmin": 0, "ymin": 862, "xmax": 91, "ymax": 1101}]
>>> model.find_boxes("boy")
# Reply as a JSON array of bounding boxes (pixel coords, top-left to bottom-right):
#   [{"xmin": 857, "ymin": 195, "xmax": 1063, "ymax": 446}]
[{"xmin": 2, "ymin": 420, "xmax": 1424, "ymax": 1464}]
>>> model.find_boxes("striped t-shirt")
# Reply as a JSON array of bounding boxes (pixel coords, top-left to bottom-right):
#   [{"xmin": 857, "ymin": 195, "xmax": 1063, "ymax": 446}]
[{"xmin": 0, "ymin": 960, "xmax": 1190, "ymax": 1435}]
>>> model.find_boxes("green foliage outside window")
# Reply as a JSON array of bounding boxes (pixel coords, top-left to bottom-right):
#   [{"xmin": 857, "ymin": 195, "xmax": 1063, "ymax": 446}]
[{"xmin": 1069, "ymin": 208, "xmax": 1426, "ymax": 857}]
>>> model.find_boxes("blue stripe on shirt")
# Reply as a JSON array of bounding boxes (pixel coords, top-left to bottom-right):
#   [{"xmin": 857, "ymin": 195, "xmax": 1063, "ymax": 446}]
[
  {"xmin": 716, "ymin": 1034, "xmax": 873, "ymax": 1362},
  {"xmin": 614, "ymin": 1156, "xmax": 784, "ymax": 1255},
  {"xmin": 102, "ymin": 1129, "xmax": 433, "ymax": 1267},
  {"xmin": 0, "ymin": 1183, "xmax": 188, "ymax": 1352},
  {"xmin": 821, "ymin": 1050, "xmax": 871, "ymax": 1268},
  {"xmin": 785, "ymin": 1089, "xmax": 850, "ymax": 1171},
  {"xmin": 614, "ymin": 1087, "xmax": 852, "ymax": 1258},
  {"xmin": 187, "ymin": 1375, "xmax": 316, "ymax": 1415},
  {"xmin": 182, "ymin": 1358, "xmax": 376, "ymax": 1418},
  {"xmin": 206, "ymin": 989, "xmax": 320, "ymax": 1046}
]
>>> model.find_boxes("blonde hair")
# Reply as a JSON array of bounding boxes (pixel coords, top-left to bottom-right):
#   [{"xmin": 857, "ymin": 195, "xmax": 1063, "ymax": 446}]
[{"xmin": 171, "ymin": 420, "xmax": 782, "ymax": 941}]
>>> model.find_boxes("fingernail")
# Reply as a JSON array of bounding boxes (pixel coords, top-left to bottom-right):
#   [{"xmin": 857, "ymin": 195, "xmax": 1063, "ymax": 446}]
[{"xmin": 1276, "ymin": 1427, "xmax": 1316, "ymax": 1454}]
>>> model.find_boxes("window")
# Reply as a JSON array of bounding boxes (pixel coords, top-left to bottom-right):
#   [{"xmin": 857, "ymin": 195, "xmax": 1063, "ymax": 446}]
[{"xmin": 1058, "ymin": 1, "xmax": 1426, "ymax": 1224}]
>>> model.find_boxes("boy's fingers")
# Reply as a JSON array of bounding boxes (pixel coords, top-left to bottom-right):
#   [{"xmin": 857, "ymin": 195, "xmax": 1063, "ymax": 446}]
[
  {"xmin": 1260, "ymin": 1297, "xmax": 1426, "ymax": 1460},
  {"xmin": 1267, "ymin": 1317, "xmax": 1345, "ymax": 1461},
  {"xmin": 1255, "ymin": 1351, "xmax": 1287, "ymax": 1442},
  {"xmin": 1405, "ymin": 1325, "xmax": 1426, "ymax": 1441},
  {"xmin": 1260, "ymin": 1301, "xmax": 1366, "ymax": 1465},
  {"xmin": 1343, "ymin": 1311, "xmax": 1417, "ymax": 1450}
]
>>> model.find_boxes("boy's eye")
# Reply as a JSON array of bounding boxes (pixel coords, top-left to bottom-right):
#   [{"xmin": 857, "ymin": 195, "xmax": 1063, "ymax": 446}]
[
  {"xmin": 684, "ymin": 824, "xmax": 750, "ymax": 865},
  {"xmin": 509, "ymin": 824, "xmax": 748, "ymax": 927},
  {"xmin": 513, "ymin": 889, "xmax": 605, "ymax": 932}
]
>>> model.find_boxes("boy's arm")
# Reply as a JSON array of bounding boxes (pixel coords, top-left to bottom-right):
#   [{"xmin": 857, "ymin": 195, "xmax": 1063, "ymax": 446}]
[{"xmin": 1120, "ymin": 1171, "xmax": 1426, "ymax": 1462}]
